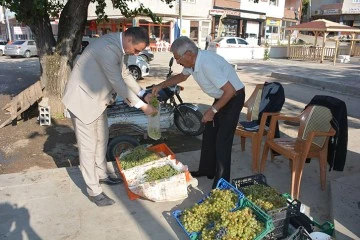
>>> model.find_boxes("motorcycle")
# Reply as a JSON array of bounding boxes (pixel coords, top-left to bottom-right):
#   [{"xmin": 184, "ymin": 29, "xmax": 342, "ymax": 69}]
[{"xmin": 106, "ymin": 57, "xmax": 204, "ymax": 161}]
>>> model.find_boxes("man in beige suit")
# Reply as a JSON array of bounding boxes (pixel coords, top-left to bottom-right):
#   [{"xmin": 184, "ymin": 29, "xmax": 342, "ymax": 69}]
[{"xmin": 62, "ymin": 27, "xmax": 157, "ymax": 207}]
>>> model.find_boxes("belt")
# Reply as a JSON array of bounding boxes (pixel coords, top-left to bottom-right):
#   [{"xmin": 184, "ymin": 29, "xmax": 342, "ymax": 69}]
[{"xmin": 215, "ymin": 88, "xmax": 244, "ymax": 101}]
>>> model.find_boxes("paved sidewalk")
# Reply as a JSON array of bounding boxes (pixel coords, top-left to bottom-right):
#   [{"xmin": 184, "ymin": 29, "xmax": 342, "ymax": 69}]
[{"xmin": 233, "ymin": 57, "xmax": 360, "ymax": 97}]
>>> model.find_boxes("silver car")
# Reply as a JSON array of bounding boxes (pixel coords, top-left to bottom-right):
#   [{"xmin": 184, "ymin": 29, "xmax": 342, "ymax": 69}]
[{"xmin": 4, "ymin": 40, "xmax": 37, "ymax": 58}]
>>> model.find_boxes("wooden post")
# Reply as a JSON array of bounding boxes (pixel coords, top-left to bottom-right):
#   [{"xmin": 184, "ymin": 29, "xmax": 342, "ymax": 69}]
[
  {"xmin": 287, "ymin": 31, "xmax": 291, "ymax": 59},
  {"xmin": 320, "ymin": 32, "xmax": 328, "ymax": 63},
  {"xmin": 349, "ymin": 33, "xmax": 355, "ymax": 56},
  {"xmin": 333, "ymin": 39, "xmax": 339, "ymax": 65}
]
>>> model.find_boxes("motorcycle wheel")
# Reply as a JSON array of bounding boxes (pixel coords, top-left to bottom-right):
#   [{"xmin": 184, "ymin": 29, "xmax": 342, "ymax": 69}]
[
  {"xmin": 174, "ymin": 107, "xmax": 205, "ymax": 136},
  {"xmin": 106, "ymin": 135, "xmax": 140, "ymax": 162}
]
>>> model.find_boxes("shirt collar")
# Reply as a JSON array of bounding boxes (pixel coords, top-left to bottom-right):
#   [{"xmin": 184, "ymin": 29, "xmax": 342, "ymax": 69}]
[
  {"xmin": 120, "ymin": 32, "xmax": 125, "ymax": 54},
  {"xmin": 193, "ymin": 50, "xmax": 202, "ymax": 73}
]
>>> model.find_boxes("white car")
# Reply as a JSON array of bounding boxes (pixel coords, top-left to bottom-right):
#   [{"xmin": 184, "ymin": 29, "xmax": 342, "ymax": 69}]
[
  {"xmin": 208, "ymin": 37, "xmax": 263, "ymax": 61},
  {"xmin": 125, "ymin": 55, "xmax": 149, "ymax": 80},
  {"xmin": 0, "ymin": 40, "xmax": 7, "ymax": 55}
]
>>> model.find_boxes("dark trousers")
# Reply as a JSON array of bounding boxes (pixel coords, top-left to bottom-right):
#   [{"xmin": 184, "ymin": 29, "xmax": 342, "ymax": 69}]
[
  {"xmin": 198, "ymin": 91, "xmax": 245, "ymax": 188},
  {"xmin": 205, "ymin": 42, "xmax": 209, "ymax": 50}
]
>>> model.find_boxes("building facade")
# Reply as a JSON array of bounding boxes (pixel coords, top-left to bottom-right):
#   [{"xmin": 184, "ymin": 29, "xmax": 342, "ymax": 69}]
[
  {"xmin": 86, "ymin": 0, "xmax": 213, "ymax": 49},
  {"xmin": 311, "ymin": 0, "xmax": 360, "ymax": 28}
]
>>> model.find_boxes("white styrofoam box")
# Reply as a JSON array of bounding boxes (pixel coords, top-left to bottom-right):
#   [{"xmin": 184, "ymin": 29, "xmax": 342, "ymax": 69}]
[{"xmin": 122, "ymin": 157, "xmax": 188, "ymax": 202}]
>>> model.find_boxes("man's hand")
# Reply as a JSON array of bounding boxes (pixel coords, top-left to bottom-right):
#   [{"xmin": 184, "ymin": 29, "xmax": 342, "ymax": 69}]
[
  {"xmin": 144, "ymin": 93, "xmax": 154, "ymax": 104},
  {"xmin": 140, "ymin": 103, "xmax": 158, "ymax": 116},
  {"xmin": 152, "ymin": 83, "xmax": 163, "ymax": 96},
  {"xmin": 202, "ymin": 108, "xmax": 216, "ymax": 123}
]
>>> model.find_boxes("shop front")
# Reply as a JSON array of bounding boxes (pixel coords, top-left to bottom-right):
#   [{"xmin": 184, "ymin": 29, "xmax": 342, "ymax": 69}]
[
  {"xmin": 210, "ymin": 9, "xmax": 265, "ymax": 45},
  {"xmin": 265, "ymin": 18, "xmax": 281, "ymax": 45}
]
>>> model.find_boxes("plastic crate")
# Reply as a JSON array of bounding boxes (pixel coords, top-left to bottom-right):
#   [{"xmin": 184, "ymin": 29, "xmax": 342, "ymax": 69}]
[
  {"xmin": 232, "ymin": 174, "xmax": 295, "ymax": 239},
  {"xmin": 115, "ymin": 143, "xmax": 176, "ymax": 200},
  {"xmin": 283, "ymin": 193, "xmax": 335, "ymax": 236},
  {"xmin": 172, "ymin": 178, "xmax": 245, "ymax": 240},
  {"xmin": 173, "ymin": 197, "xmax": 274, "ymax": 240},
  {"xmin": 287, "ymin": 227, "xmax": 312, "ymax": 240},
  {"xmin": 232, "ymin": 173, "xmax": 268, "ymax": 188}
]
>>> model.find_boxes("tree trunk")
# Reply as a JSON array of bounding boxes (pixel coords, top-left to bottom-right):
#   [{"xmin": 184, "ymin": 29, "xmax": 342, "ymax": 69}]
[{"xmin": 26, "ymin": 0, "xmax": 91, "ymax": 117}]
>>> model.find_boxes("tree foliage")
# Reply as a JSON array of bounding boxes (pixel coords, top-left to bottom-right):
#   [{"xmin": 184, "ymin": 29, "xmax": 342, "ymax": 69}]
[{"xmin": 1, "ymin": 0, "xmax": 175, "ymax": 114}]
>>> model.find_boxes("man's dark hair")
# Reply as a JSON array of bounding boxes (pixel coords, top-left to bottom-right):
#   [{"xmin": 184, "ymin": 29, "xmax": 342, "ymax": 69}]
[{"xmin": 125, "ymin": 27, "xmax": 150, "ymax": 46}]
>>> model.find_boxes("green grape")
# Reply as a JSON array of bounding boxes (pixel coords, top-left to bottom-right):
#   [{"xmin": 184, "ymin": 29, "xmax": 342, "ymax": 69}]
[
  {"xmin": 120, "ymin": 145, "xmax": 160, "ymax": 170},
  {"xmin": 242, "ymin": 184, "xmax": 287, "ymax": 211},
  {"xmin": 144, "ymin": 165, "xmax": 180, "ymax": 182}
]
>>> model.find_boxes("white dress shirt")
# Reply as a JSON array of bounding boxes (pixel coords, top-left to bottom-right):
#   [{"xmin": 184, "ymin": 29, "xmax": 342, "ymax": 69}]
[{"xmin": 182, "ymin": 50, "xmax": 244, "ymax": 99}]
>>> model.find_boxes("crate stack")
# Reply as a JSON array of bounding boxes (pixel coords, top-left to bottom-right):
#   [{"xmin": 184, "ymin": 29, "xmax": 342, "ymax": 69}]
[
  {"xmin": 172, "ymin": 178, "xmax": 274, "ymax": 240},
  {"xmin": 232, "ymin": 174, "xmax": 299, "ymax": 240}
]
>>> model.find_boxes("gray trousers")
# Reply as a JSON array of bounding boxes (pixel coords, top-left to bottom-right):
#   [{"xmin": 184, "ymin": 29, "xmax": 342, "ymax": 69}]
[{"xmin": 70, "ymin": 110, "xmax": 109, "ymax": 196}]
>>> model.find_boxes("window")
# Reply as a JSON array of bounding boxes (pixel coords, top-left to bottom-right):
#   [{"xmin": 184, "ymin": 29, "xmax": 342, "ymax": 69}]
[
  {"xmin": 269, "ymin": 0, "xmax": 278, "ymax": 6},
  {"xmin": 28, "ymin": 41, "xmax": 35, "ymax": 45},
  {"xmin": 352, "ymin": 0, "xmax": 360, "ymax": 2},
  {"xmin": 189, "ymin": 0, "xmax": 196, "ymax": 3},
  {"xmin": 237, "ymin": 38, "xmax": 248, "ymax": 45},
  {"xmin": 226, "ymin": 38, "xmax": 236, "ymax": 44}
]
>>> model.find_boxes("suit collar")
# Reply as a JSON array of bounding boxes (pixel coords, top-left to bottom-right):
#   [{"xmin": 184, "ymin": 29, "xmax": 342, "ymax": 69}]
[{"xmin": 120, "ymin": 32, "xmax": 125, "ymax": 54}]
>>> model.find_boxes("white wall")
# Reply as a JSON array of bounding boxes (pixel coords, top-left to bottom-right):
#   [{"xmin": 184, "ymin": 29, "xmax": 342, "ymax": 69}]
[{"xmin": 241, "ymin": 0, "xmax": 285, "ymax": 19}]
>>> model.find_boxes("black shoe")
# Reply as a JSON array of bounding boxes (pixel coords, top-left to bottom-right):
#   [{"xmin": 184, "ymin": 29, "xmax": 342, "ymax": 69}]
[
  {"xmin": 190, "ymin": 171, "xmax": 214, "ymax": 179},
  {"xmin": 99, "ymin": 176, "xmax": 123, "ymax": 185},
  {"xmin": 89, "ymin": 192, "xmax": 115, "ymax": 207}
]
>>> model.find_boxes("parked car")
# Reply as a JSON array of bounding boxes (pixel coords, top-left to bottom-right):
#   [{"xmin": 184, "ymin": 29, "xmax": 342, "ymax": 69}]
[
  {"xmin": 207, "ymin": 37, "xmax": 262, "ymax": 61},
  {"xmin": 139, "ymin": 47, "xmax": 154, "ymax": 62},
  {"xmin": 4, "ymin": 40, "xmax": 37, "ymax": 58},
  {"xmin": 208, "ymin": 37, "xmax": 249, "ymax": 51},
  {"xmin": 0, "ymin": 40, "xmax": 7, "ymax": 55},
  {"xmin": 125, "ymin": 55, "xmax": 150, "ymax": 80}
]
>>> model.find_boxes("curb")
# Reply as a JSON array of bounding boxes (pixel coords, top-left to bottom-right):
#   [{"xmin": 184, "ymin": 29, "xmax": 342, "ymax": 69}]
[{"xmin": 271, "ymin": 72, "xmax": 360, "ymax": 98}]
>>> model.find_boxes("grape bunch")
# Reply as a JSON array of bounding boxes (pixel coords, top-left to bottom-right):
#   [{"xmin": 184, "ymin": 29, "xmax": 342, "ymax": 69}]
[
  {"xmin": 149, "ymin": 96, "xmax": 159, "ymax": 108},
  {"xmin": 180, "ymin": 189, "xmax": 238, "ymax": 233},
  {"xmin": 144, "ymin": 164, "xmax": 180, "ymax": 182},
  {"xmin": 241, "ymin": 184, "xmax": 287, "ymax": 211},
  {"xmin": 201, "ymin": 207, "xmax": 263, "ymax": 240},
  {"xmin": 120, "ymin": 146, "xmax": 160, "ymax": 170}
]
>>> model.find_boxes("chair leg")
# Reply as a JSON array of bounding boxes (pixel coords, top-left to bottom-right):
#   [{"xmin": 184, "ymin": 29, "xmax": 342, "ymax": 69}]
[
  {"xmin": 251, "ymin": 138, "xmax": 259, "ymax": 173},
  {"xmin": 294, "ymin": 156, "xmax": 306, "ymax": 199},
  {"xmin": 290, "ymin": 158, "xmax": 297, "ymax": 199},
  {"xmin": 259, "ymin": 142, "xmax": 270, "ymax": 173},
  {"xmin": 319, "ymin": 151, "xmax": 327, "ymax": 190},
  {"xmin": 240, "ymin": 137, "xmax": 245, "ymax": 151}
]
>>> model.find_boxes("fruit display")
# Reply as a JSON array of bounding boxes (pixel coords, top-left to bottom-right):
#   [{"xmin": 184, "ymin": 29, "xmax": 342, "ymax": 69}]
[
  {"xmin": 180, "ymin": 189, "xmax": 238, "ymax": 233},
  {"xmin": 241, "ymin": 184, "xmax": 287, "ymax": 211},
  {"xmin": 144, "ymin": 164, "xmax": 180, "ymax": 182},
  {"xmin": 120, "ymin": 145, "xmax": 160, "ymax": 170},
  {"xmin": 201, "ymin": 207, "xmax": 263, "ymax": 240}
]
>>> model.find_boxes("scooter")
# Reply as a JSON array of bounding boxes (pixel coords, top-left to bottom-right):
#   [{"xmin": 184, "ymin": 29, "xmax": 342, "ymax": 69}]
[{"xmin": 106, "ymin": 57, "xmax": 204, "ymax": 161}]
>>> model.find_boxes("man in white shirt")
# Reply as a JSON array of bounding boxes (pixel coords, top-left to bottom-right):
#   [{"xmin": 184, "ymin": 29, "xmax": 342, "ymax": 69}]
[
  {"xmin": 152, "ymin": 36, "xmax": 245, "ymax": 188},
  {"xmin": 62, "ymin": 27, "xmax": 157, "ymax": 206}
]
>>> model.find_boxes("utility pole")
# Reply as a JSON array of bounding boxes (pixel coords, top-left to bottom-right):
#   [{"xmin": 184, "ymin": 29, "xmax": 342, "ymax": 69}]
[
  {"xmin": 4, "ymin": 6, "xmax": 12, "ymax": 41},
  {"xmin": 179, "ymin": 0, "xmax": 182, "ymax": 36}
]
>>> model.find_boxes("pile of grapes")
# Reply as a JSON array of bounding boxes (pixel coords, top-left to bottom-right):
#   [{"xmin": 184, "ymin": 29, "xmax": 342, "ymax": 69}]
[
  {"xmin": 180, "ymin": 189, "xmax": 237, "ymax": 232},
  {"xmin": 201, "ymin": 207, "xmax": 263, "ymax": 240},
  {"xmin": 144, "ymin": 164, "xmax": 180, "ymax": 182},
  {"xmin": 120, "ymin": 146, "xmax": 160, "ymax": 170},
  {"xmin": 241, "ymin": 184, "xmax": 287, "ymax": 211}
]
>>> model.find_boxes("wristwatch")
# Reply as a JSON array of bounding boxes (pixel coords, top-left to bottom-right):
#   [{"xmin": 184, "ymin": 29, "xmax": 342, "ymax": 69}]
[{"xmin": 211, "ymin": 106, "xmax": 218, "ymax": 114}]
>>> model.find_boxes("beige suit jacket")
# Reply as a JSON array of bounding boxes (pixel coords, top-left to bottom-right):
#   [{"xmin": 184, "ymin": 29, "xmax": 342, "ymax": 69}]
[{"xmin": 62, "ymin": 32, "xmax": 142, "ymax": 124}]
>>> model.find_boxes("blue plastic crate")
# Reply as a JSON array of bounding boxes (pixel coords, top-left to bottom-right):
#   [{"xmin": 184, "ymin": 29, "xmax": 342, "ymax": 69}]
[
  {"xmin": 173, "ymin": 197, "xmax": 274, "ymax": 240},
  {"xmin": 172, "ymin": 178, "xmax": 245, "ymax": 240}
]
